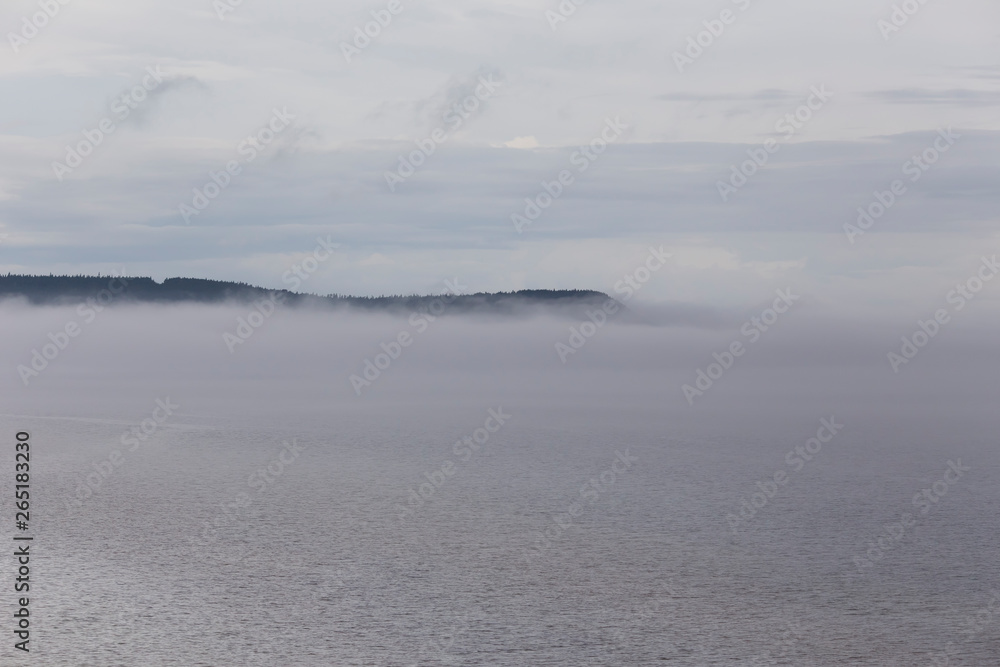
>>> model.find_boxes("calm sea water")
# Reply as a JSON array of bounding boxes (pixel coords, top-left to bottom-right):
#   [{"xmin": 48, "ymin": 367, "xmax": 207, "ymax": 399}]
[
  {"xmin": 3, "ymin": 399, "xmax": 997, "ymax": 666},
  {"xmin": 1, "ymin": 306, "xmax": 998, "ymax": 665}
]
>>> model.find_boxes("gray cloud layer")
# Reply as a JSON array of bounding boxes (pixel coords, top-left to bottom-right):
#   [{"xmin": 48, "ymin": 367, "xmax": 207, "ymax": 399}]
[{"xmin": 0, "ymin": 0, "xmax": 997, "ymax": 309}]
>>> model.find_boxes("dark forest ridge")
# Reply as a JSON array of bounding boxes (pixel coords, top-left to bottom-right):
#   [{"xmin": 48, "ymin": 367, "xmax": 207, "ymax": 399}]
[{"xmin": 0, "ymin": 274, "xmax": 615, "ymax": 316}]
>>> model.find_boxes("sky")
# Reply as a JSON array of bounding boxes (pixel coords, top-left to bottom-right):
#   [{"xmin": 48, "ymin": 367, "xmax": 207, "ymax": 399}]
[{"xmin": 0, "ymin": 0, "xmax": 998, "ymax": 313}]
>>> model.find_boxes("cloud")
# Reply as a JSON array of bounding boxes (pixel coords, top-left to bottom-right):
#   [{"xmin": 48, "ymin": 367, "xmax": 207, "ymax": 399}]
[
  {"xmin": 863, "ymin": 89, "xmax": 1000, "ymax": 107},
  {"xmin": 410, "ymin": 65, "xmax": 506, "ymax": 134},
  {"xmin": 503, "ymin": 136, "xmax": 539, "ymax": 149},
  {"xmin": 359, "ymin": 253, "xmax": 394, "ymax": 266},
  {"xmin": 0, "ymin": 0, "xmax": 997, "ymax": 307},
  {"xmin": 115, "ymin": 74, "xmax": 208, "ymax": 127},
  {"xmin": 656, "ymin": 89, "xmax": 798, "ymax": 103},
  {"xmin": 1, "ymin": 127, "xmax": 997, "ymax": 309},
  {"xmin": 2, "ymin": 300, "xmax": 999, "ymax": 417}
]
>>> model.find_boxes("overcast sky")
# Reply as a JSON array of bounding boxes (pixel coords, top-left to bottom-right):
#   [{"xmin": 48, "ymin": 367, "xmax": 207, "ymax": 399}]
[{"xmin": 1, "ymin": 0, "xmax": 997, "ymax": 312}]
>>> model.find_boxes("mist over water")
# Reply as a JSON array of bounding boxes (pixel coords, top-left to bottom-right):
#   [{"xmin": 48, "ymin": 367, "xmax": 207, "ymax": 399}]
[
  {"xmin": 0, "ymin": 300, "xmax": 997, "ymax": 665},
  {"xmin": 4, "ymin": 0, "xmax": 999, "ymax": 661}
]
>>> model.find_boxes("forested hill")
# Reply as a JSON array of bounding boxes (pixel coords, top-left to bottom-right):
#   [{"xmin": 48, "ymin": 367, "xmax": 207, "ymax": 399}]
[{"xmin": 0, "ymin": 275, "xmax": 615, "ymax": 315}]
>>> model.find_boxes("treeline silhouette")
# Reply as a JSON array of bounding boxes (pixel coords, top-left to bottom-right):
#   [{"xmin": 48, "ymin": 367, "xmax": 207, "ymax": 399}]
[{"xmin": 0, "ymin": 274, "xmax": 613, "ymax": 314}]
